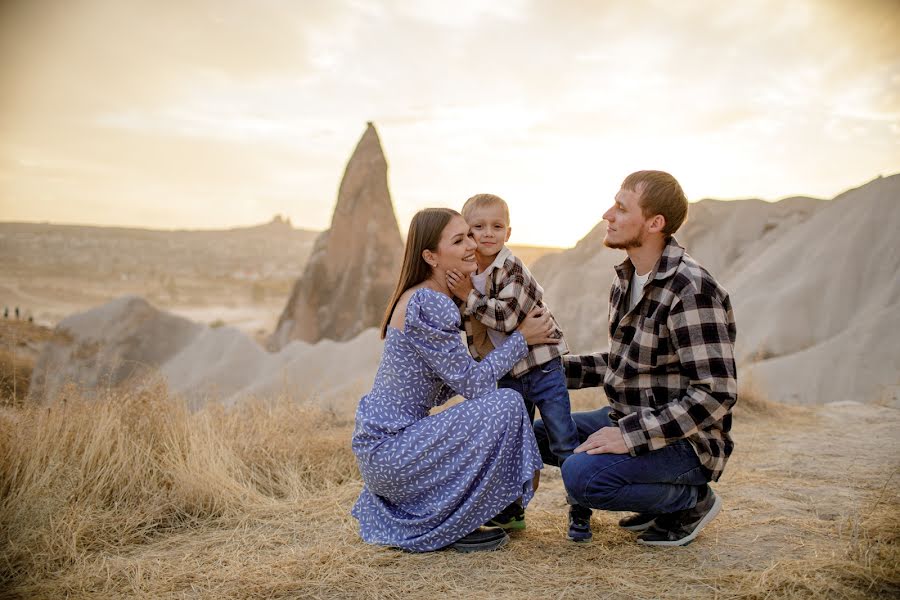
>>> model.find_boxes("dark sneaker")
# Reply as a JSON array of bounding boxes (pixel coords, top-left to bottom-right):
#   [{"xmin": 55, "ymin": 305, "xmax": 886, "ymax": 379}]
[
  {"xmin": 637, "ymin": 486, "xmax": 722, "ymax": 547},
  {"xmin": 567, "ymin": 504, "xmax": 593, "ymax": 542},
  {"xmin": 487, "ymin": 502, "xmax": 526, "ymax": 531},
  {"xmin": 618, "ymin": 513, "xmax": 659, "ymax": 532},
  {"xmin": 450, "ymin": 526, "xmax": 509, "ymax": 553}
]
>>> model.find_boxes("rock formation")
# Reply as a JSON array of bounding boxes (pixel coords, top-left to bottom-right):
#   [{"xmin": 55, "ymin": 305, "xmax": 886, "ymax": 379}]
[
  {"xmin": 531, "ymin": 174, "xmax": 900, "ymax": 406},
  {"xmin": 28, "ymin": 296, "xmax": 202, "ymax": 402},
  {"xmin": 531, "ymin": 195, "xmax": 827, "ymax": 355},
  {"xmin": 28, "ymin": 295, "xmax": 384, "ymax": 412},
  {"xmin": 269, "ymin": 122, "xmax": 403, "ymax": 348}
]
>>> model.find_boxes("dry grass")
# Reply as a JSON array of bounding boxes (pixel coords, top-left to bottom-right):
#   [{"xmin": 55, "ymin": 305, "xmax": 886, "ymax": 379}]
[
  {"xmin": 0, "ymin": 388, "xmax": 897, "ymax": 599},
  {"xmin": 0, "ymin": 319, "xmax": 61, "ymax": 406},
  {"xmin": 0, "ymin": 348, "xmax": 31, "ymax": 405}
]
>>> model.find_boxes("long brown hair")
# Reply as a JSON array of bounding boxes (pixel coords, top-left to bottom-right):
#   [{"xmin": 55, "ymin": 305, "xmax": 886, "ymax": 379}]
[{"xmin": 380, "ymin": 208, "xmax": 459, "ymax": 338}]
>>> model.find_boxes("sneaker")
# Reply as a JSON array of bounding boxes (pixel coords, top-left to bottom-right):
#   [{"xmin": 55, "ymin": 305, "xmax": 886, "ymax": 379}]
[
  {"xmin": 486, "ymin": 502, "xmax": 526, "ymax": 531},
  {"xmin": 567, "ymin": 504, "xmax": 593, "ymax": 542},
  {"xmin": 637, "ymin": 486, "xmax": 722, "ymax": 547},
  {"xmin": 450, "ymin": 526, "xmax": 509, "ymax": 553},
  {"xmin": 618, "ymin": 513, "xmax": 659, "ymax": 532}
]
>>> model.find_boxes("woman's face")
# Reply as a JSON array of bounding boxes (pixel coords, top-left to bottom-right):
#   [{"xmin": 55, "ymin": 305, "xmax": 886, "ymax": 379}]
[{"xmin": 430, "ymin": 215, "xmax": 478, "ymax": 275}]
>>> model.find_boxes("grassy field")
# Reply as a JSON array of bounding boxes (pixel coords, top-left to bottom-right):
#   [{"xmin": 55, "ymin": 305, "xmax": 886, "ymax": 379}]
[{"xmin": 0, "ymin": 385, "xmax": 897, "ymax": 599}]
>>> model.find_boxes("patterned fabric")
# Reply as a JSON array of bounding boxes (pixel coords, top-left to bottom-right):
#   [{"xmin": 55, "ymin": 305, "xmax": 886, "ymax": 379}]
[
  {"xmin": 462, "ymin": 246, "xmax": 568, "ymax": 377},
  {"xmin": 562, "ymin": 237, "xmax": 737, "ymax": 481},
  {"xmin": 351, "ymin": 288, "xmax": 544, "ymax": 552}
]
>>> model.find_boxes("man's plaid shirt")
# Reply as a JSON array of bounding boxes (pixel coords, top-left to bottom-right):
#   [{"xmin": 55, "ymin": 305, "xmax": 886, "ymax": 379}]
[
  {"xmin": 462, "ymin": 246, "xmax": 568, "ymax": 378},
  {"xmin": 562, "ymin": 237, "xmax": 737, "ymax": 481}
]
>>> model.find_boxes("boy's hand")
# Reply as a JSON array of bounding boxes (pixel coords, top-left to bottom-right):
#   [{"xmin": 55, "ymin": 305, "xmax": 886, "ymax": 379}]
[{"xmin": 447, "ymin": 269, "xmax": 474, "ymax": 301}]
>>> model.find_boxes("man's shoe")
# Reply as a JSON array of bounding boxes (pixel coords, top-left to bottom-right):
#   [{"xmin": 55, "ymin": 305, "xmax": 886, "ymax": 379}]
[
  {"xmin": 618, "ymin": 513, "xmax": 659, "ymax": 532},
  {"xmin": 637, "ymin": 486, "xmax": 722, "ymax": 547},
  {"xmin": 450, "ymin": 526, "xmax": 509, "ymax": 553},
  {"xmin": 486, "ymin": 502, "xmax": 526, "ymax": 531},
  {"xmin": 567, "ymin": 504, "xmax": 593, "ymax": 542}
]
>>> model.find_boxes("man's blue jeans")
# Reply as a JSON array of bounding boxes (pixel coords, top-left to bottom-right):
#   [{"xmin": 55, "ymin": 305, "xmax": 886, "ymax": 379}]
[
  {"xmin": 534, "ymin": 406, "xmax": 710, "ymax": 514},
  {"xmin": 498, "ymin": 357, "xmax": 579, "ymax": 462}
]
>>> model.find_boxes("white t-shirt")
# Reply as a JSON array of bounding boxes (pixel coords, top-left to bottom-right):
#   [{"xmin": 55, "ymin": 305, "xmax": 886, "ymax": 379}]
[
  {"xmin": 629, "ymin": 270, "xmax": 651, "ymax": 312},
  {"xmin": 471, "ymin": 269, "xmax": 510, "ymax": 349}
]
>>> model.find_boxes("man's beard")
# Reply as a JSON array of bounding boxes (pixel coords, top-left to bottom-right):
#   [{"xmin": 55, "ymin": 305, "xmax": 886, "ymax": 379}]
[{"xmin": 604, "ymin": 233, "xmax": 643, "ymax": 250}]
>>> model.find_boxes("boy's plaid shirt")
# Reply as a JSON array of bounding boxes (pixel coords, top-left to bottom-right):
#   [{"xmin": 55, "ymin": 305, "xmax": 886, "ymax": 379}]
[
  {"xmin": 562, "ymin": 237, "xmax": 737, "ymax": 481},
  {"xmin": 461, "ymin": 247, "xmax": 568, "ymax": 378}
]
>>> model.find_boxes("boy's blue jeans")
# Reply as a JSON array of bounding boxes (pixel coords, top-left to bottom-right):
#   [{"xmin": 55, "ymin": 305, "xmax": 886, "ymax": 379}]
[
  {"xmin": 534, "ymin": 406, "xmax": 710, "ymax": 514},
  {"xmin": 498, "ymin": 357, "xmax": 579, "ymax": 462}
]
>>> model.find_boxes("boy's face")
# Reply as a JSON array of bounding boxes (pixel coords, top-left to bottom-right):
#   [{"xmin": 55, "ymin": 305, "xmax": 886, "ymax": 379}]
[{"xmin": 466, "ymin": 204, "xmax": 511, "ymax": 258}]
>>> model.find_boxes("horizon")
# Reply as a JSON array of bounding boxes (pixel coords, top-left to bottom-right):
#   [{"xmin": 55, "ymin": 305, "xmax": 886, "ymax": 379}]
[
  {"xmin": 2, "ymin": 171, "xmax": 894, "ymax": 248},
  {"xmin": 1, "ymin": 0, "xmax": 898, "ymax": 247}
]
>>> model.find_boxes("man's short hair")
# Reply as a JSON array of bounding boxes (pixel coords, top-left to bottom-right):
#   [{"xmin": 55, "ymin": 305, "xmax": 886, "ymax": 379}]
[
  {"xmin": 461, "ymin": 193, "xmax": 510, "ymax": 225},
  {"xmin": 622, "ymin": 170, "xmax": 688, "ymax": 235}
]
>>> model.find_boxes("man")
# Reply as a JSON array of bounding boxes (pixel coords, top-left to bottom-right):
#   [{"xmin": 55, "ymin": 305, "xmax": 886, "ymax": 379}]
[{"xmin": 535, "ymin": 170, "xmax": 737, "ymax": 546}]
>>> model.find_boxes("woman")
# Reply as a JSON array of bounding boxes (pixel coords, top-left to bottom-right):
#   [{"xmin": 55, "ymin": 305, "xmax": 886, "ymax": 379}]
[{"xmin": 351, "ymin": 208, "xmax": 555, "ymax": 553}]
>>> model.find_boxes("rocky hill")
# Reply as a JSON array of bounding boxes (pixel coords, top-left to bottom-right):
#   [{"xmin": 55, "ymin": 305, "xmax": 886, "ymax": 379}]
[
  {"xmin": 532, "ymin": 174, "xmax": 900, "ymax": 406},
  {"xmin": 28, "ymin": 296, "xmax": 381, "ymax": 413},
  {"xmin": 0, "ymin": 216, "xmax": 319, "ymax": 328}
]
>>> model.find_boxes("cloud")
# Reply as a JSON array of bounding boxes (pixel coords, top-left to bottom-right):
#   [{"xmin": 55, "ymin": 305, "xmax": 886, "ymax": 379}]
[{"xmin": 0, "ymin": 0, "xmax": 897, "ymax": 244}]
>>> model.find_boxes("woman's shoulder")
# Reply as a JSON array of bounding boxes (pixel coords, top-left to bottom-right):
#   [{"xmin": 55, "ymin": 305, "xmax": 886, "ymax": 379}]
[{"xmin": 403, "ymin": 287, "xmax": 459, "ymax": 332}]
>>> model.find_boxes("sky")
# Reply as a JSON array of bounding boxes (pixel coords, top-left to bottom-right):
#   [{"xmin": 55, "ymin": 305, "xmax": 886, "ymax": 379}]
[{"xmin": 0, "ymin": 0, "xmax": 898, "ymax": 247}]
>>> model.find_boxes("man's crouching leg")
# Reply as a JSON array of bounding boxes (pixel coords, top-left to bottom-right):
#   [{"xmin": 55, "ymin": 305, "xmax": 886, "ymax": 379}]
[{"xmin": 560, "ymin": 440, "xmax": 720, "ymax": 547}]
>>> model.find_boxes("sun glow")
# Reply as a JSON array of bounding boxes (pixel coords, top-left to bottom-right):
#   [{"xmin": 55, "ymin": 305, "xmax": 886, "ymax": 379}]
[{"xmin": 0, "ymin": 0, "xmax": 897, "ymax": 247}]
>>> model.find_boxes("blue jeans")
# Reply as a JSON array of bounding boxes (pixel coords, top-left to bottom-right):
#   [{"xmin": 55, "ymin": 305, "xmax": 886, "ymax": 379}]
[
  {"xmin": 498, "ymin": 357, "xmax": 579, "ymax": 462},
  {"xmin": 534, "ymin": 406, "xmax": 710, "ymax": 514}
]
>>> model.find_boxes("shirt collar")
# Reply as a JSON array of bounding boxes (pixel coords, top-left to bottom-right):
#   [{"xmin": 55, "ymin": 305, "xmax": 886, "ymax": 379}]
[
  {"xmin": 614, "ymin": 236, "xmax": 685, "ymax": 287},
  {"xmin": 481, "ymin": 246, "xmax": 511, "ymax": 275}
]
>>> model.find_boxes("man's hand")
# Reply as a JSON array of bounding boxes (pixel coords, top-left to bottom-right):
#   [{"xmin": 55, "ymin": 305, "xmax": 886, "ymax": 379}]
[
  {"xmin": 447, "ymin": 268, "xmax": 474, "ymax": 301},
  {"xmin": 574, "ymin": 426, "xmax": 628, "ymax": 455}
]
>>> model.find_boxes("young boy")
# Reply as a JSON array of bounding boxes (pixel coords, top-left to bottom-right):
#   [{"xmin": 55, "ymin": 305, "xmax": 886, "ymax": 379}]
[{"xmin": 447, "ymin": 193, "xmax": 589, "ymax": 542}]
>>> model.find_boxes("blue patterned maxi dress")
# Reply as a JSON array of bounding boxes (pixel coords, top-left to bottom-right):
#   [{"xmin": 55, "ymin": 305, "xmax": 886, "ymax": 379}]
[{"xmin": 351, "ymin": 288, "xmax": 544, "ymax": 552}]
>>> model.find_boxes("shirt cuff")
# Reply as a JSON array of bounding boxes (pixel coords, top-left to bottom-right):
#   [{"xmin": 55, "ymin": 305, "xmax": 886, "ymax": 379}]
[
  {"xmin": 464, "ymin": 289, "xmax": 482, "ymax": 315},
  {"xmin": 617, "ymin": 412, "xmax": 651, "ymax": 456}
]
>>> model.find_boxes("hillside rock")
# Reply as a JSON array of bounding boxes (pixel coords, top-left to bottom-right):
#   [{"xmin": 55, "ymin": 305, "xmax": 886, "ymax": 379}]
[
  {"xmin": 28, "ymin": 296, "xmax": 383, "ymax": 412},
  {"xmin": 531, "ymin": 174, "xmax": 899, "ymax": 405},
  {"xmin": 269, "ymin": 123, "xmax": 403, "ymax": 348},
  {"xmin": 532, "ymin": 195, "xmax": 826, "ymax": 354},
  {"xmin": 727, "ymin": 175, "xmax": 900, "ymax": 405},
  {"xmin": 28, "ymin": 296, "xmax": 202, "ymax": 401}
]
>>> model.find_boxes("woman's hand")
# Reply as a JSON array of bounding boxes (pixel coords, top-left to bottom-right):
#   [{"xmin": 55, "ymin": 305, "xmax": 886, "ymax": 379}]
[
  {"xmin": 447, "ymin": 269, "xmax": 474, "ymax": 301},
  {"xmin": 517, "ymin": 307, "xmax": 557, "ymax": 345}
]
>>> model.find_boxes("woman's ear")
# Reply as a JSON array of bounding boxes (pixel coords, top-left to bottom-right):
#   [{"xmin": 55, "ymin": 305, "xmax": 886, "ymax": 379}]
[{"xmin": 422, "ymin": 249, "xmax": 437, "ymax": 269}]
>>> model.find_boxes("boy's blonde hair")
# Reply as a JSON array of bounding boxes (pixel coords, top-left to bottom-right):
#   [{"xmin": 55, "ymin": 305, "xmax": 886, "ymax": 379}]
[{"xmin": 461, "ymin": 193, "xmax": 510, "ymax": 225}]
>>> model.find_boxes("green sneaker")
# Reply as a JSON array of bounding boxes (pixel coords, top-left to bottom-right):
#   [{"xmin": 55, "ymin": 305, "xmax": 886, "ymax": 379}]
[{"xmin": 487, "ymin": 502, "xmax": 526, "ymax": 531}]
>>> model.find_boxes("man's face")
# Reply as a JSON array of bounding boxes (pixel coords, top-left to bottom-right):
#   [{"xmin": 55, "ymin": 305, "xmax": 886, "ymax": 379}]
[{"xmin": 602, "ymin": 186, "xmax": 649, "ymax": 250}]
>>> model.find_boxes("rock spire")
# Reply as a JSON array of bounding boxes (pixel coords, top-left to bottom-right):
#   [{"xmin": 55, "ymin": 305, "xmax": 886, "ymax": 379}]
[{"xmin": 270, "ymin": 123, "xmax": 403, "ymax": 347}]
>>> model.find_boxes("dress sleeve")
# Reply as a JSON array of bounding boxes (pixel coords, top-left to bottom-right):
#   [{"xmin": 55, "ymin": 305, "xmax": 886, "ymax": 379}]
[{"xmin": 405, "ymin": 289, "xmax": 528, "ymax": 399}]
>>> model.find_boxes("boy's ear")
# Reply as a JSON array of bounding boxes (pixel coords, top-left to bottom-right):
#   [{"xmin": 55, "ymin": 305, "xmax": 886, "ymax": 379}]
[{"xmin": 505, "ymin": 226, "xmax": 512, "ymax": 243}]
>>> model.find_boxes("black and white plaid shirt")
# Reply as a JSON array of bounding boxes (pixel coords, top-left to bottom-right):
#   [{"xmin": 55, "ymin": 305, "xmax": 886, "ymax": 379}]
[
  {"xmin": 562, "ymin": 237, "xmax": 737, "ymax": 481},
  {"xmin": 462, "ymin": 247, "xmax": 568, "ymax": 378}
]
